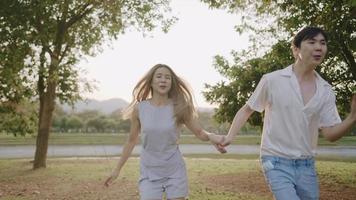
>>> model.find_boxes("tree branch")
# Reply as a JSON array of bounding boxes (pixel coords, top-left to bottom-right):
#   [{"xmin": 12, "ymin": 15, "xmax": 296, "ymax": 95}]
[
  {"xmin": 65, "ymin": 2, "xmax": 97, "ymax": 29},
  {"xmin": 59, "ymin": 44, "xmax": 70, "ymax": 63},
  {"xmin": 339, "ymin": 40, "xmax": 356, "ymax": 80}
]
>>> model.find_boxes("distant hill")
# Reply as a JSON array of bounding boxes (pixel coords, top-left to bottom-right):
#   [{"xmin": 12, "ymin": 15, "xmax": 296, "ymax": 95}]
[
  {"xmin": 60, "ymin": 98, "xmax": 215, "ymax": 114},
  {"xmin": 61, "ymin": 98, "xmax": 129, "ymax": 114}
]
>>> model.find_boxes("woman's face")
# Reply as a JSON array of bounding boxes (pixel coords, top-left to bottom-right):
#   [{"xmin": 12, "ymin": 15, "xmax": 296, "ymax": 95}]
[{"xmin": 151, "ymin": 67, "xmax": 172, "ymax": 96}]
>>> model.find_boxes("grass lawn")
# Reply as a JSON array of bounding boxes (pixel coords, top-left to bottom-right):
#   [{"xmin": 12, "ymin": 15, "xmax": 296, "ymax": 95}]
[
  {"xmin": 0, "ymin": 157, "xmax": 355, "ymax": 200},
  {"xmin": 1, "ymin": 133, "xmax": 356, "ymax": 146}
]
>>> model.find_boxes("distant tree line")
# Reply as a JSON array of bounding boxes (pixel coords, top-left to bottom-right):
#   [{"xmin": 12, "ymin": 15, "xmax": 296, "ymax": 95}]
[
  {"xmin": 50, "ymin": 106, "xmax": 259, "ymax": 135},
  {"xmin": 0, "ymin": 102, "xmax": 260, "ymax": 135},
  {"xmin": 51, "ymin": 106, "xmax": 130, "ymax": 134}
]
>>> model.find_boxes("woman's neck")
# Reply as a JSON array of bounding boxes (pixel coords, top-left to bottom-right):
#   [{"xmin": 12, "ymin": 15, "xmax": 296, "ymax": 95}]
[{"xmin": 149, "ymin": 96, "xmax": 170, "ymax": 106}]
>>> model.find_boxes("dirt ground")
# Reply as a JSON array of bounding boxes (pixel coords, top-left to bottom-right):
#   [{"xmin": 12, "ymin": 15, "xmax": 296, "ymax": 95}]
[
  {"xmin": 203, "ymin": 171, "xmax": 356, "ymax": 200},
  {"xmin": 0, "ymin": 159, "xmax": 355, "ymax": 200},
  {"xmin": 1, "ymin": 171, "xmax": 356, "ymax": 200},
  {"xmin": 0, "ymin": 176, "xmax": 139, "ymax": 200}
]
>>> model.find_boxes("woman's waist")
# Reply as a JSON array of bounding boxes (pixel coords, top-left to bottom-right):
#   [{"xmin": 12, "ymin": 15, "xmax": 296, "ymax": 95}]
[{"xmin": 140, "ymin": 147, "xmax": 182, "ymax": 165}]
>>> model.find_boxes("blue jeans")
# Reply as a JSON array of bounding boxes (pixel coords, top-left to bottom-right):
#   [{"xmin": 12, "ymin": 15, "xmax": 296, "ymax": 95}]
[{"xmin": 261, "ymin": 155, "xmax": 319, "ymax": 200}]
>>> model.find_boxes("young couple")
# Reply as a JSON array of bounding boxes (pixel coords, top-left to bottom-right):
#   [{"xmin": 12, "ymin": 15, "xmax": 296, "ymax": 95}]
[{"xmin": 105, "ymin": 26, "xmax": 356, "ymax": 200}]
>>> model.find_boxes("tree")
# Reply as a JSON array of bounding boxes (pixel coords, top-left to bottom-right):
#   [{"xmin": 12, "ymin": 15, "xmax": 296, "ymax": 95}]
[
  {"xmin": 0, "ymin": 0, "xmax": 37, "ymax": 136},
  {"xmin": 201, "ymin": 0, "xmax": 356, "ymax": 125},
  {"xmin": 204, "ymin": 41, "xmax": 293, "ymax": 124},
  {"xmin": 0, "ymin": 0, "xmax": 176, "ymax": 169},
  {"xmin": 87, "ymin": 116, "xmax": 106, "ymax": 133},
  {"xmin": 66, "ymin": 116, "xmax": 83, "ymax": 132},
  {"xmin": 0, "ymin": 100, "xmax": 38, "ymax": 136}
]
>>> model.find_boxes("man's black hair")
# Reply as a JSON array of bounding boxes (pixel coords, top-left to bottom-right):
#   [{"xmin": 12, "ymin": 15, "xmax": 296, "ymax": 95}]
[{"xmin": 292, "ymin": 26, "xmax": 328, "ymax": 48}]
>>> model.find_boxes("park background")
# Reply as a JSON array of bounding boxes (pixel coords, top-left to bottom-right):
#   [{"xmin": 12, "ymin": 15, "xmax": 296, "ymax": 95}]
[{"xmin": 0, "ymin": 0, "xmax": 355, "ymax": 199}]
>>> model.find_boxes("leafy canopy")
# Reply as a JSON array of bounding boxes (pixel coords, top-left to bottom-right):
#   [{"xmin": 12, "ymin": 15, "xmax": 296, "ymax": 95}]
[{"xmin": 202, "ymin": 0, "xmax": 355, "ymax": 125}]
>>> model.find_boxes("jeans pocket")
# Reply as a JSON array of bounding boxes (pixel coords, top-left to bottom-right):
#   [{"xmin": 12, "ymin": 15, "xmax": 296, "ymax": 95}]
[{"xmin": 262, "ymin": 160, "xmax": 275, "ymax": 172}]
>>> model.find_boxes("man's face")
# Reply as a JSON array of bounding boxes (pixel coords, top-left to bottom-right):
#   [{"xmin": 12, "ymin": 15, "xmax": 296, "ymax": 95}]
[{"xmin": 294, "ymin": 33, "xmax": 327, "ymax": 67}]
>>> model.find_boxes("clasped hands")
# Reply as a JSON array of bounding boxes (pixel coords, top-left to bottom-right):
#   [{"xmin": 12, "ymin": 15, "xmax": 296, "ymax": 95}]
[{"xmin": 207, "ymin": 133, "xmax": 232, "ymax": 154}]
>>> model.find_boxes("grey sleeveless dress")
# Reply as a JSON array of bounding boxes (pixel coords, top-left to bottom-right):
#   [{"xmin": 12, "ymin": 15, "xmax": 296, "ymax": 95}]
[{"xmin": 138, "ymin": 100, "xmax": 186, "ymax": 181}]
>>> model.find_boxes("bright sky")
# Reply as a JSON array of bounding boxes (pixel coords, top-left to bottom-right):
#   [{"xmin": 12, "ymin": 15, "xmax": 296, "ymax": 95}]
[{"xmin": 80, "ymin": 0, "xmax": 250, "ymax": 108}]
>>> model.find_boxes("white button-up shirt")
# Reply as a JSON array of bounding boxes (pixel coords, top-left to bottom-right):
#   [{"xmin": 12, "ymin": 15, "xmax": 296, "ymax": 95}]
[{"xmin": 247, "ymin": 65, "xmax": 341, "ymax": 158}]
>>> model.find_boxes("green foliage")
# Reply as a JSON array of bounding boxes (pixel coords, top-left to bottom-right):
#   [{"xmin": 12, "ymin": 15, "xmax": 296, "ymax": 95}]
[
  {"xmin": 0, "ymin": 0, "xmax": 176, "ymax": 136},
  {"xmin": 204, "ymin": 40, "xmax": 293, "ymax": 124},
  {"xmin": 0, "ymin": 100, "xmax": 38, "ymax": 136},
  {"xmin": 202, "ymin": 0, "xmax": 356, "ymax": 124},
  {"xmin": 0, "ymin": 0, "xmax": 177, "ymax": 105}
]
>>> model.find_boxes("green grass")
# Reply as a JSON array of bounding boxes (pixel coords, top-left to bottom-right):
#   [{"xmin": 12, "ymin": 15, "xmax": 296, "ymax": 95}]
[
  {"xmin": 0, "ymin": 157, "xmax": 355, "ymax": 200},
  {"xmin": 1, "ymin": 133, "xmax": 356, "ymax": 146},
  {"xmin": 0, "ymin": 133, "xmax": 126, "ymax": 145}
]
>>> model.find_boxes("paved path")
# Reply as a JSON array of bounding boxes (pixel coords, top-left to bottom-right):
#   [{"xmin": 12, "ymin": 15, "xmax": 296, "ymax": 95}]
[{"xmin": 1, "ymin": 144, "xmax": 355, "ymax": 158}]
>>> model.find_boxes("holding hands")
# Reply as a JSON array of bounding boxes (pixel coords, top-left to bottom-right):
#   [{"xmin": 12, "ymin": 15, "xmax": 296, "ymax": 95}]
[{"xmin": 207, "ymin": 132, "xmax": 228, "ymax": 154}]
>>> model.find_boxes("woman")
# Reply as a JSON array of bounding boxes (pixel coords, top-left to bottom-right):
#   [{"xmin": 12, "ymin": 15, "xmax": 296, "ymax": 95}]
[{"xmin": 104, "ymin": 64, "xmax": 225, "ymax": 200}]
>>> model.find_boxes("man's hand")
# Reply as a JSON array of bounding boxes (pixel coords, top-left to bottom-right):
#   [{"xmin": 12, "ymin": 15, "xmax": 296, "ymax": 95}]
[
  {"xmin": 208, "ymin": 133, "xmax": 227, "ymax": 153},
  {"xmin": 220, "ymin": 134, "xmax": 234, "ymax": 147},
  {"xmin": 351, "ymin": 86, "xmax": 356, "ymax": 94},
  {"xmin": 350, "ymin": 94, "xmax": 356, "ymax": 123}
]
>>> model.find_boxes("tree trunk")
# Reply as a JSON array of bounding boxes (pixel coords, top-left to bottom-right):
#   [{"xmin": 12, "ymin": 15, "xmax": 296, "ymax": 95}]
[
  {"xmin": 33, "ymin": 55, "xmax": 58, "ymax": 169},
  {"xmin": 33, "ymin": 89, "xmax": 56, "ymax": 169}
]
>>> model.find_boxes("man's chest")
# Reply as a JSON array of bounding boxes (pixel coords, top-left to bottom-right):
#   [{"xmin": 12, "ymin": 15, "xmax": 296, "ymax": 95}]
[
  {"xmin": 270, "ymin": 78, "xmax": 322, "ymax": 114},
  {"xmin": 299, "ymin": 80, "xmax": 316, "ymax": 106}
]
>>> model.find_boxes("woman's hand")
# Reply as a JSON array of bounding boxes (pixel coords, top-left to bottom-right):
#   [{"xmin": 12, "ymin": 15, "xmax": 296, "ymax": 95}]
[
  {"xmin": 208, "ymin": 133, "xmax": 227, "ymax": 154},
  {"xmin": 104, "ymin": 169, "xmax": 120, "ymax": 187}
]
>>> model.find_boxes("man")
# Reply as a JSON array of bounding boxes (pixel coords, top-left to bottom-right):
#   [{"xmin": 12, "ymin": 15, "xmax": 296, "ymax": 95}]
[{"xmin": 221, "ymin": 26, "xmax": 356, "ymax": 200}]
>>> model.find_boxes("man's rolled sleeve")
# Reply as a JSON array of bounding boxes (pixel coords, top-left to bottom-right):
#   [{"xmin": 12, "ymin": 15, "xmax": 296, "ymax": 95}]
[
  {"xmin": 319, "ymin": 91, "xmax": 341, "ymax": 128},
  {"xmin": 247, "ymin": 75, "xmax": 269, "ymax": 113}
]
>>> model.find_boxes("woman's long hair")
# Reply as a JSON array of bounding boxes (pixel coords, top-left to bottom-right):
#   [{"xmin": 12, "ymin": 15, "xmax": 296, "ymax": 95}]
[{"xmin": 123, "ymin": 64, "xmax": 197, "ymax": 126}]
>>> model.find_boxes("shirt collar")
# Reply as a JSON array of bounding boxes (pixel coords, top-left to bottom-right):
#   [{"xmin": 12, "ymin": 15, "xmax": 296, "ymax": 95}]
[
  {"xmin": 280, "ymin": 65, "xmax": 293, "ymax": 77},
  {"xmin": 315, "ymin": 71, "xmax": 330, "ymax": 87},
  {"xmin": 280, "ymin": 64, "xmax": 330, "ymax": 87}
]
